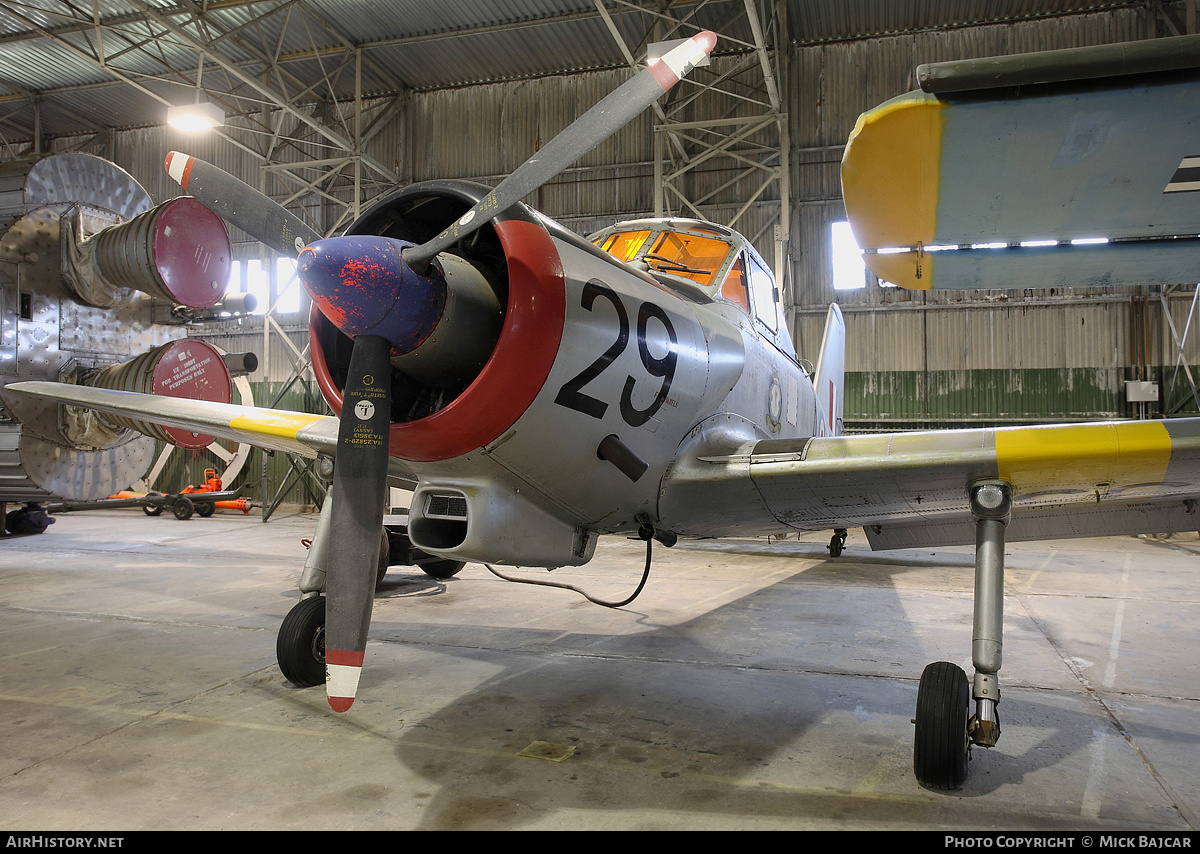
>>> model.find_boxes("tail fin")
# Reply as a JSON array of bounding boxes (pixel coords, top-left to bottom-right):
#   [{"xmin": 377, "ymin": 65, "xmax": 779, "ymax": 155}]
[{"xmin": 813, "ymin": 304, "xmax": 846, "ymax": 436}]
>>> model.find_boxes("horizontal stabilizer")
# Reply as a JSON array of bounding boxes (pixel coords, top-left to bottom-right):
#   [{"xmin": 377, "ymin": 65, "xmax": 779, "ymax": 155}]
[{"xmin": 842, "ymin": 36, "xmax": 1200, "ymax": 290}]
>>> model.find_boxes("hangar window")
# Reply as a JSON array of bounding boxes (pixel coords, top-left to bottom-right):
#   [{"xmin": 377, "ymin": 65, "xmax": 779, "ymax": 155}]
[
  {"xmin": 229, "ymin": 257, "xmax": 301, "ymax": 314},
  {"xmin": 831, "ymin": 221, "xmax": 867, "ymax": 290}
]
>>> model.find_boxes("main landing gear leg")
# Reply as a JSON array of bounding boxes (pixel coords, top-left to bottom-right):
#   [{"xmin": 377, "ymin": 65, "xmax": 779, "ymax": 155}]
[{"xmin": 913, "ymin": 481, "xmax": 1011, "ymax": 790}]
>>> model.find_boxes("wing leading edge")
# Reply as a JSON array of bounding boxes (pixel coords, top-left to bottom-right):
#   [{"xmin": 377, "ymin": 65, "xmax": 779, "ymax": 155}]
[
  {"xmin": 660, "ymin": 418, "xmax": 1200, "ymax": 549},
  {"xmin": 7, "ymin": 381, "xmax": 341, "ymax": 460}
]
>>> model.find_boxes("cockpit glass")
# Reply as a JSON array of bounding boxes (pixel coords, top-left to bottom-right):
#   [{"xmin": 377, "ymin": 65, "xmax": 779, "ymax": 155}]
[
  {"xmin": 595, "ymin": 230, "xmax": 651, "ymax": 263},
  {"xmin": 643, "ymin": 231, "xmax": 732, "ymax": 287}
]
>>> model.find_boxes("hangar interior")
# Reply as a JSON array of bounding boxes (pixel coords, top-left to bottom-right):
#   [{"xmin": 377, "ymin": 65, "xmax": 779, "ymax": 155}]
[
  {"xmin": 1, "ymin": 0, "xmax": 1197, "ymax": 505},
  {"xmin": 1, "ymin": 1, "xmax": 1199, "ymax": 832}
]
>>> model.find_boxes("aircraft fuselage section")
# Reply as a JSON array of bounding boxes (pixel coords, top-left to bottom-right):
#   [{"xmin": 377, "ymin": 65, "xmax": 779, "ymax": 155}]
[
  {"xmin": 401, "ymin": 231, "xmax": 741, "ymax": 564},
  {"xmin": 400, "ymin": 224, "xmax": 820, "ymax": 565}
]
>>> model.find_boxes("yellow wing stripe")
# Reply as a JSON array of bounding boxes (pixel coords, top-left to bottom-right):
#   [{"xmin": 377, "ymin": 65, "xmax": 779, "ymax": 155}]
[
  {"xmin": 230, "ymin": 411, "xmax": 327, "ymax": 440},
  {"xmin": 995, "ymin": 421, "xmax": 1172, "ymax": 494}
]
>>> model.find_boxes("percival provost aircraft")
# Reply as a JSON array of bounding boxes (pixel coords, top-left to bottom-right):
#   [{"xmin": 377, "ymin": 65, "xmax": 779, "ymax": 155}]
[{"xmin": 10, "ymin": 32, "xmax": 1200, "ymax": 791}]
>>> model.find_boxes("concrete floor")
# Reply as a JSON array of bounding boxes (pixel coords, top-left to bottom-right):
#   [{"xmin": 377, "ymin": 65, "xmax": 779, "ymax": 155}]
[{"xmin": 0, "ymin": 508, "xmax": 1197, "ymax": 831}]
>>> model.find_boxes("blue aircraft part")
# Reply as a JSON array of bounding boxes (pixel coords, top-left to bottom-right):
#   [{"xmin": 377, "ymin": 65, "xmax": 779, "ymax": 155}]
[{"xmin": 297, "ymin": 235, "xmax": 447, "ymax": 354}]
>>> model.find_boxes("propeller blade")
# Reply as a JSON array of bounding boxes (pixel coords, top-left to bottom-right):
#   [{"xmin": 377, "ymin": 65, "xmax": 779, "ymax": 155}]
[
  {"xmin": 403, "ymin": 29, "xmax": 717, "ymax": 269},
  {"xmin": 321, "ymin": 333, "xmax": 392, "ymax": 712},
  {"xmin": 164, "ymin": 151, "xmax": 321, "ymax": 257}
]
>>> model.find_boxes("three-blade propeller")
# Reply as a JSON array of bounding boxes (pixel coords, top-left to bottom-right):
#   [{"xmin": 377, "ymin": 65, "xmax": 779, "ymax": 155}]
[{"xmin": 166, "ymin": 30, "xmax": 716, "ymax": 711}]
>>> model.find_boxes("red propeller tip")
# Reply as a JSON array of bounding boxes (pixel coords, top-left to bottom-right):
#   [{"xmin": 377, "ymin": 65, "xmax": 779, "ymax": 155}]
[
  {"xmin": 649, "ymin": 31, "xmax": 718, "ymax": 91},
  {"xmin": 326, "ymin": 648, "xmax": 364, "ymax": 713},
  {"xmin": 164, "ymin": 151, "xmax": 194, "ymax": 190}
]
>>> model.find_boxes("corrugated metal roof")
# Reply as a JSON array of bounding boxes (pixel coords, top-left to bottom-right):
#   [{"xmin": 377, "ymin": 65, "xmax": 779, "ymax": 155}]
[{"xmin": 0, "ymin": 0, "xmax": 1152, "ymax": 144}]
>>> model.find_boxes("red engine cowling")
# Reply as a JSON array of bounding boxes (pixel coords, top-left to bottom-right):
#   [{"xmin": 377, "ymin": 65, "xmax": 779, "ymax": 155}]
[{"xmin": 308, "ymin": 181, "xmax": 566, "ymax": 463}]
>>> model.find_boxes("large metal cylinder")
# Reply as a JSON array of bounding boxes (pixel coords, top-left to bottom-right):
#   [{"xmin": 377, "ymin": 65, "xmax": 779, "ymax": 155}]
[
  {"xmin": 92, "ymin": 196, "xmax": 231, "ymax": 308},
  {"xmin": 83, "ymin": 338, "xmax": 233, "ymax": 449}
]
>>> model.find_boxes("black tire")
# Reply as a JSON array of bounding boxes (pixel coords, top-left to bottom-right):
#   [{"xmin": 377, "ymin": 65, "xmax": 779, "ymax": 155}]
[
  {"xmin": 277, "ymin": 596, "xmax": 326, "ymax": 688},
  {"xmin": 376, "ymin": 528, "xmax": 390, "ymax": 590},
  {"xmin": 196, "ymin": 502, "xmax": 215, "ymax": 517},
  {"xmin": 914, "ymin": 661, "xmax": 971, "ymax": 790},
  {"xmin": 420, "ymin": 559, "xmax": 465, "ymax": 579},
  {"xmin": 172, "ymin": 497, "xmax": 194, "ymax": 520},
  {"xmin": 828, "ymin": 534, "xmax": 843, "ymax": 557},
  {"xmin": 143, "ymin": 493, "xmax": 164, "ymax": 516}
]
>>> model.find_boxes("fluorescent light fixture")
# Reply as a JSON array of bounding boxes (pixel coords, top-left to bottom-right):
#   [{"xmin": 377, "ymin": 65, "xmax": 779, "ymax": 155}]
[{"xmin": 167, "ymin": 101, "xmax": 225, "ymax": 131}]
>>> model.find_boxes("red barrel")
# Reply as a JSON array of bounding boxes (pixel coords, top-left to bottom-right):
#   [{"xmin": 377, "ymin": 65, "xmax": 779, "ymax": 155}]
[
  {"xmin": 84, "ymin": 338, "xmax": 233, "ymax": 449},
  {"xmin": 92, "ymin": 197, "xmax": 231, "ymax": 308}
]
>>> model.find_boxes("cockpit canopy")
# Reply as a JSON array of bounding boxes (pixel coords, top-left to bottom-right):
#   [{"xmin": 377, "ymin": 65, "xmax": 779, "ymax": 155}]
[{"xmin": 589, "ymin": 218, "xmax": 790, "ymax": 350}]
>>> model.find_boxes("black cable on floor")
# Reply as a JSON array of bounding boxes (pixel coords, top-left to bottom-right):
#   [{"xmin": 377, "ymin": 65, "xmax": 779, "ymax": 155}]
[{"xmin": 483, "ymin": 536, "xmax": 653, "ymax": 608}]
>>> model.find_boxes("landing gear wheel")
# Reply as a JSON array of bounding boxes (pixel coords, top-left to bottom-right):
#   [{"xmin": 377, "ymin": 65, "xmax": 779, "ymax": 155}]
[
  {"xmin": 376, "ymin": 528, "xmax": 390, "ymax": 590},
  {"xmin": 172, "ymin": 497, "xmax": 194, "ymax": 520},
  {"xmin": 828, "ymin": 529, "xmax": 847, "ymax": 557},
  {"xmin": 277, "ymin": 596, "xmax": 326, "ymax": 688},
  {"xmin": 914, "ymin": 661, "xmax": 971, "ymax": 790},
  {"xmin": 421, "ymin": 559, "xmax": 466, "ymax": 579},
  {"xmin": 196, "ymin": 502, "xmax": 215, "ymax": 518},
  {"xmin": 4, "ymin": 504, "xmax": 54, "ymax": 535},
  {"xmin": 143, "ymin": 493, "xmax": 164, "ymax": 516}
]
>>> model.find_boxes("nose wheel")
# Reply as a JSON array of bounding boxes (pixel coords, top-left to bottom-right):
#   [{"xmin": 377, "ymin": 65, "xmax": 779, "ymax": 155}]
[{"xmin": 277, "ymin": 595, "xmax": 326, "ymax": 688}]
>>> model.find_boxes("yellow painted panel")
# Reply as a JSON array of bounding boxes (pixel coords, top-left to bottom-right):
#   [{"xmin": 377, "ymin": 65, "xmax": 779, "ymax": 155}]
[
  {"xmin": 230, "ymin": 410, "xmax": 327, "ymax": 440},
  {"xmin": 995, "ymin": 421, "xmax": 1171, "ymax": 495},
  {"xmin": 841, "ymin": 91, "xmax": 945, "ymax": 250},
  {"xmin": 863, "ymin": 250, "xmax": 934, "ymax": 290}
]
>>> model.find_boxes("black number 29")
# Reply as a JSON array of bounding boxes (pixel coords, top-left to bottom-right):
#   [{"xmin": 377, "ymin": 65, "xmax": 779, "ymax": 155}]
[{"xmin": 554, "ymin": 279, "xmax": 678, "ymax": 426}]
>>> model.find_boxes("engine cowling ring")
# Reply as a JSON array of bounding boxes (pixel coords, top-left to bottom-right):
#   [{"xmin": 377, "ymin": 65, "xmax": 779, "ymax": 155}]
[{"xmin": 309, "ymin": 181, "xmax": 565, "ymax": 462}]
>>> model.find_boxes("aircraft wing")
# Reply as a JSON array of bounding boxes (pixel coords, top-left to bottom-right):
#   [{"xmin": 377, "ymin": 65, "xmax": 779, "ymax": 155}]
[
  {"xmin": 7, "ymin": 381, "xmax": 341, "ymax": 460},
  {"xmin": 841, "ymin": 34, "xmax": 1200, "ymax": 290},
  {"xmin": 660, "ymin": 417, "xmax": 1200, "ymax": 549}
]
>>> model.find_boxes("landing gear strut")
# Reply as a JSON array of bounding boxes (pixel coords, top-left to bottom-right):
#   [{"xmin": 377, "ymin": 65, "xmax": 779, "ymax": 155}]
[{"xmin": 913, "ymin": 481, "xmax": 1011, "ymax": 790}]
